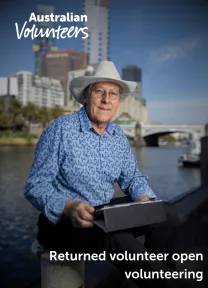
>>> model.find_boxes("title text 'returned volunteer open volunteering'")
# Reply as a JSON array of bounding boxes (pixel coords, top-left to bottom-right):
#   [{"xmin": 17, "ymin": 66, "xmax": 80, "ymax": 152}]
[{"xmin": 50, "ymin": 251, "xmax": 203, "ymax": 281}]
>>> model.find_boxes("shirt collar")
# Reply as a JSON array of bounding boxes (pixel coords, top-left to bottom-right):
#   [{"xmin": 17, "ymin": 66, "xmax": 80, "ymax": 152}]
[{"xmin": 78, "ymin": 106, "xmax": 116, "ymax": 136}]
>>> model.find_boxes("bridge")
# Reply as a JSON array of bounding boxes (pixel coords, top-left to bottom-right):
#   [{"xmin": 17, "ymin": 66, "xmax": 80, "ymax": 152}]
[{"xmin": 118, "ymin": 123, "xmax": 206, "ymax": 146}]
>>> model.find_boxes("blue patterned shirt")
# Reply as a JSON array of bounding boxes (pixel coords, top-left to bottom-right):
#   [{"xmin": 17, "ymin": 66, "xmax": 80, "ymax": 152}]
[{"xmin": 24, "ymin": 106, "xmax": 156, "ymax": 224}]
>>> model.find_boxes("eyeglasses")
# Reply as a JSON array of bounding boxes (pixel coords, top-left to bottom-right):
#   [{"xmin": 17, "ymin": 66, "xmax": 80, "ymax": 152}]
[{"xmin": 91, "ymin": 87, "xmax": 120, "ymax": 100}]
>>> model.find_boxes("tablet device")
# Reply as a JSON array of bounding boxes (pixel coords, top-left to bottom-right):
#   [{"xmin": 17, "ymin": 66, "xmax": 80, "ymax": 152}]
[{"xmin": 93, "ymin": 199, "xmax": 167, "ymax": 232}]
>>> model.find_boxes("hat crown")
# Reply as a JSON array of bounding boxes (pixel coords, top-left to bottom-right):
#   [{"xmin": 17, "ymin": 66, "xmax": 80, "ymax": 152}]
[{"xmin": 90, "ymin": 61, "xmax": 121, "ymax": 80}]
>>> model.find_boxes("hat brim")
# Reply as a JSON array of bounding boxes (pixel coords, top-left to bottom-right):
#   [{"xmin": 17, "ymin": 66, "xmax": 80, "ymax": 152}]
[{"xmin": 69, "ymin": 76, "xmax": 137, "ymax": 105}]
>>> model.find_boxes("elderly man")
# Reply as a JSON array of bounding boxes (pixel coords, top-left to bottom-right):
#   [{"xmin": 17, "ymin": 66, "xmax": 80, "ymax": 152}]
[{"xmin": 24, "ymin": 61, "xmax": 181, "ymax": 288}]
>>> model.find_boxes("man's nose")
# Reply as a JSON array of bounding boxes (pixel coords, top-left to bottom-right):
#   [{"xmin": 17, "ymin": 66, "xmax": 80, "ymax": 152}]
[{"xmin": 101, "ymin": 92, "xmax": 111, "ymax": 103}]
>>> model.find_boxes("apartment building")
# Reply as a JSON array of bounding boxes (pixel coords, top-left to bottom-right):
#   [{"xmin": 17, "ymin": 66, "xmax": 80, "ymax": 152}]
[{"xmin": 15, "ymin": 71, "xmax": 64, "ymax": 108}]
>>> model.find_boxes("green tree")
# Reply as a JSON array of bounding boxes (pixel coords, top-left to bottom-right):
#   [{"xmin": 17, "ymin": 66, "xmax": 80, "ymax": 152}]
[
  {"xmin": 50, "ymin": 105, "xmax": 63, "ymax": 120},
  {"xmin": 8, "ymin": 98, "xmax": 23, "ymax": 129},
  {"xmin": 0, "ymin": 97, "xmax": 4, "ymax": 114},
  {"xmin": 38, "ymin": 106, "xmax": 52, "ymax": 128},
  {"xmin": 0, "ymin": 97, "xmax": 23, "ymax": 130},
  {"xmin": 22, "ymin": 102, "xmax": 39, "ymax": 132},
  {"xmin": 0, "ymin": 98, "xmax": 7, "ymax": 128}
]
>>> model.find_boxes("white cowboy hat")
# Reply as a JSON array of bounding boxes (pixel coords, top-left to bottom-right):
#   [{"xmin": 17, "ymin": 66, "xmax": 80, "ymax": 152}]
[{"xmin": 69, "ymin": 61, "xmax": 137, "ymax": 104}]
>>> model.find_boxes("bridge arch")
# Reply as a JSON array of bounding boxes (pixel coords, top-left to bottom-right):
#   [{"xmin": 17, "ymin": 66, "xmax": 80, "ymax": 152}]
[
  {"xmin": 143, "ymin": 131, "xmax": 194, "ymax": 147},
  {"xmin": 118, "ymin": 123, "xmax": 205, "ymax": 146}
]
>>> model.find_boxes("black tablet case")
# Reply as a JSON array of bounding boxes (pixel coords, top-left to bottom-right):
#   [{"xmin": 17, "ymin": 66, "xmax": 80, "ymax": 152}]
[{"xmin": 93, "ymin": 201, "xmax": 167, "ymax": 232}]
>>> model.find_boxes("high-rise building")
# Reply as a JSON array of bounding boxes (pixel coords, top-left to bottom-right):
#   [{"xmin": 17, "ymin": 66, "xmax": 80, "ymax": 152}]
[
  {"xmin": 16, "ymin": 72, "xmax": 33, "ymax": 106},
  {"xmin": 82, "ymin": 0, "xmax": 110, "ymax": 64},
  {"xmin": 39, "ymin": 50, "xmax": 88, "ymax": 106},
  {"xmin": 0, "ymin": 77, "xmax": 18, "ymax": 97},
  {"xmin": 122, "ymin": 65, "xmax": 142, "ymax": 100},
  {"xmin": 33, "ymin": 5, "xmax": 57, "ymax": 75},
  {"xmin": 122, "ymin": 65, "xmax": 142, "ymax": 82}
]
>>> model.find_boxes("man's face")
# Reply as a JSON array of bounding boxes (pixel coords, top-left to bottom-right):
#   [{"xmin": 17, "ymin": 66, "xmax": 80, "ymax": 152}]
[{"xmin": 84, "ymin": 81, "xmax": 121, "ymax": 125}]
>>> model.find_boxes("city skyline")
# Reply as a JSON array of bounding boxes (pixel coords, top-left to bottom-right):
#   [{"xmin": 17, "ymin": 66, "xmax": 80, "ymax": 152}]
[{"xmin": 0, "ymin": 0, "xmax": 207, "ymax": 124}]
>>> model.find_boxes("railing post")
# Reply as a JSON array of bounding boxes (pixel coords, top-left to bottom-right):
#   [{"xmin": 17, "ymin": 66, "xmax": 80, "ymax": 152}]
[{"xmin": 200, "ymin": 135, "xmax": 208, "ymax": 186}]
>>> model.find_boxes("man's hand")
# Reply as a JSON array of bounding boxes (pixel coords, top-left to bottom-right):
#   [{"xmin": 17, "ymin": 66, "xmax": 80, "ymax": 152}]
[
  {"xmin": 137, "ymin": 194, "xmax": 150, "ymax": 202},
  {"xmin": 63, "ymin": 200, "xmax": 95, "ymax": 229}
]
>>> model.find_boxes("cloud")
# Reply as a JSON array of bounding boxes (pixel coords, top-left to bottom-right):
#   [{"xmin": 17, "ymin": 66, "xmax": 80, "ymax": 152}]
[{"xmin": 145, "ymin": 36, "xmax": 202, "ymax": 72}]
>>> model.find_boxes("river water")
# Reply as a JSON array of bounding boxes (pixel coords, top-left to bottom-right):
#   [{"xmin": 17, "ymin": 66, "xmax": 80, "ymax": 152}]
[{"xmin": 0, "ymin": 144, "xmax": 201, "ymax": 287}]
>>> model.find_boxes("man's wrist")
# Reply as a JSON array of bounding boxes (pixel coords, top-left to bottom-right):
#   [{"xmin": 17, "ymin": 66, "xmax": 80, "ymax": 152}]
[{"xmin": 63, "ymin": 199, "xmax": 76, "ymax": 216}]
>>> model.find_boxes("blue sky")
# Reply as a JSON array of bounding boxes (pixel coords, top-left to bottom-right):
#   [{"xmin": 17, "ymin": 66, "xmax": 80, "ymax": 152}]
[{"xmin": 0, "ymin": 0, "xmax": 207, "ymax": 124}]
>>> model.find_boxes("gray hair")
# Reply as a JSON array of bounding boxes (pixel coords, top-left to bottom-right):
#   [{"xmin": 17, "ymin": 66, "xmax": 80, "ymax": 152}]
[{"xmin": 83, "ymin": 84, "xmax": 93, "ymax": 100}]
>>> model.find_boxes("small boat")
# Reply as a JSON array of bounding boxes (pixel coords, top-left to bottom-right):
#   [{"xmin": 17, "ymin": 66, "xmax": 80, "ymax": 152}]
[
  {"xmin": 178, "ymin": 139, "xmax": 200, "ymax": 168},
  {"xmin": 178, "ymin": 154, "xmax": 200, "ymax": 167}
]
